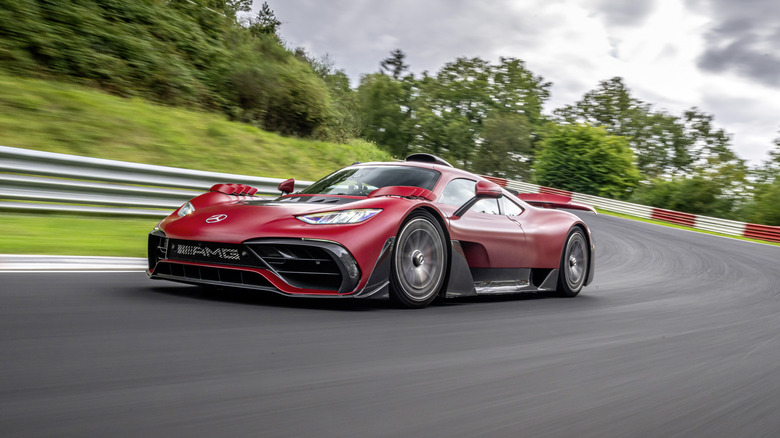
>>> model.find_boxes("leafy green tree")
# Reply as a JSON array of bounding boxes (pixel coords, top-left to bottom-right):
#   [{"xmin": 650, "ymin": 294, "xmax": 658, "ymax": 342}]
[
  {"xmin": 293, "ymin": 49, "xmax": 364, "ymax": 141},
  {"xmin": 753, "ymin": 138, "xmax": 780, "ymax": 186},
  {"xmin": 212, "ymin": 0, "xmax": 252, "ymax": 20},
  {"xmin": 490, "ymin": 57, "xmax": 550, "ymax": 129},
  {"xmin": 745, "ymin": 180, "xmax": 780, "ymax": 225},
  {"xmin": 380, "ymin": 49, "xmax": 409, "ymax": 80},
  {"xmin": 740, "ymin": 139, "xmax": 780, "ymax": 225},
  {"xmin": 554, "ymin": 77, "xmax": 692, "ymax": 179},
  {"xmin": 411, "ymin": 57, "xmax": 550, "ymax": 169},
  {"xmin": 534, "ymin": 124, "xmax": 640, "ymax": 198},
  {"xmin": 631, "ymin": 177, "xmax": 737, "ymax": 218},
  {"xmin": 247, "ymin": 2, "xmax": 281, "ymax": 38},
  {"xmin": 357, "ymin": 73, "xmax": 412, "ymax": 157},
  {"xmin": 473, "ymin": 112, "xmax": 532, "ymax": 179}
]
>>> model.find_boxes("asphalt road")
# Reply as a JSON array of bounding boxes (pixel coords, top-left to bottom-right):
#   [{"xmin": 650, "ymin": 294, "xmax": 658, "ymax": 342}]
[{"xmin": 2, "ymin": 213, "xmax": 780, "ymax": 437}]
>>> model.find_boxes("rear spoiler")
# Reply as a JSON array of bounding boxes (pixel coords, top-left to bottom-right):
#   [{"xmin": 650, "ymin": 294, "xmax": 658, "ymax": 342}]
[{"xmin": 514, "ymin": 193, "xmax": 596, "ymax": 214}]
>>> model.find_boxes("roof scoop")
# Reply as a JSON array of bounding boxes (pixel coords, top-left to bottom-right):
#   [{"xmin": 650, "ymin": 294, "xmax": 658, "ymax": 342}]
[{"xmin": 405, "ymin": 153, "xmax": 453, "ymax": 167}]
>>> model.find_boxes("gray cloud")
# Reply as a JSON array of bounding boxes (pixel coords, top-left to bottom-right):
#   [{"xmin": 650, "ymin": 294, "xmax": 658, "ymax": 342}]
[
  {"xmin": 591, "ymin": 0, "xmax": 657, "ymax": 26},
  {"xmin": 691, "ymin": 0, "xmax": 780, "ymax": 87},
  {"xmin": 266, "ymin": 0, "xmax": 554, "ymax": 82}
]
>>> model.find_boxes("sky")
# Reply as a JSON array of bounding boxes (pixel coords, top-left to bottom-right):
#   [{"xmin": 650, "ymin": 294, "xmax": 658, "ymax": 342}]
[{"xmin": 261, "ymin": 0, "xmax": 780, "ymax": 165}]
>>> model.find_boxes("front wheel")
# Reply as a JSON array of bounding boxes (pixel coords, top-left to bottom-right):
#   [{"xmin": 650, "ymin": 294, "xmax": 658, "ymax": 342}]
[
  {"xmin": 556, "ymin": 227, "xmax": 589, "ymax": 297},
  {"xmin": 389, "ymin": 210, "xmax": 448, "ymax": 308}
]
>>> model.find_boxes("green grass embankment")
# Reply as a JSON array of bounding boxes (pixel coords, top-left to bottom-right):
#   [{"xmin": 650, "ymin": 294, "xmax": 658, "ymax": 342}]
[
  {"xmin": 0, "ymin": 72, "xmax": 391, "ymax": 179},
  {"xmin": 0, "ymin": 73, "xmax": 392, "ymax": 256}
]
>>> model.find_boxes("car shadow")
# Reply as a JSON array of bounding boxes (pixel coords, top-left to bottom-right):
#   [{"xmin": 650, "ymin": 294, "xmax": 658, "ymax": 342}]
[
  {"xmin": 148, "ymin": 284, "xmax": 391, "ymax": 312},
  {"xmin": 148, "ymin": 283, "xmax": 579, "ymax": 311}
]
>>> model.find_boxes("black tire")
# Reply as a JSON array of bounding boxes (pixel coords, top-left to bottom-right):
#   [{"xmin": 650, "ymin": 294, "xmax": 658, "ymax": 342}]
[
  {"xmin": 556, "ymin": 227, "xmax": 589, "ymax": 297},
  {"xmin": 389, "ymin": 210, "xmax": 448, "ymax": 308}
]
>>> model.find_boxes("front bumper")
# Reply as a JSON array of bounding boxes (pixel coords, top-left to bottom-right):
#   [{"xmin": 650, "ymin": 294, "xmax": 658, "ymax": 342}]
[{"xmin": 147, "ymin": 231, "xmax": 366, "ymax": 296}]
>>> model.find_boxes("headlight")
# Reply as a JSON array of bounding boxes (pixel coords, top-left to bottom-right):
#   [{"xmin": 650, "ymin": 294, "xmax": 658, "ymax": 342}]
[
  {"xmin": 297, "ymin": 209, "xmax": 381, "ymax": 225},
  {"xmin": 177, "ymin": 201, "xmax": 195, "ymax": 217}
]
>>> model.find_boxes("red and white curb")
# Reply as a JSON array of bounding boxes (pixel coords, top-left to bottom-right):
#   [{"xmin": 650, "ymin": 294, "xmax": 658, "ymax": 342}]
[{"xmin": 0, "ymin": 255, "xmax": 147, "ymax": 272}]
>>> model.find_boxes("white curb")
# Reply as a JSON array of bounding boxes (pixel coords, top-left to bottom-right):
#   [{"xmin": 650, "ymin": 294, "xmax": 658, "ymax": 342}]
[{"xmin": 0, "ymin": 254, "xmax": 147, "ymax": 272}]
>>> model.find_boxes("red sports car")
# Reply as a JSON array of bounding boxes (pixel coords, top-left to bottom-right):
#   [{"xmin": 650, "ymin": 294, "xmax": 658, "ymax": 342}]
[{"xmin": 147, "ymin": 154, "xmax": 595, "ymax": 308}]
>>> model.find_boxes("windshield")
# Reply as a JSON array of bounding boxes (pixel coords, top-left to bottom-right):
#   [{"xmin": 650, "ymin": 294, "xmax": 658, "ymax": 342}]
[{"xmin": 301, "ymin": 166, "xmax": 441, "ymax": 196}]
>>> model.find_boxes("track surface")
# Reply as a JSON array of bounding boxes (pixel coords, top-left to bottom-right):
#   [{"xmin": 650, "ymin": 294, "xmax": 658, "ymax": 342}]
[{"xmin": 2, "ymin": 213, "xmax": 780, "ymax": 437}]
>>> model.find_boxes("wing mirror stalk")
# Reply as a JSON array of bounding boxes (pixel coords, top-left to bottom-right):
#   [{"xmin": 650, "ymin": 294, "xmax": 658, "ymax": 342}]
[{"xmin": 452, "ymin": 180, "xmax": 503, "ymax": 218}]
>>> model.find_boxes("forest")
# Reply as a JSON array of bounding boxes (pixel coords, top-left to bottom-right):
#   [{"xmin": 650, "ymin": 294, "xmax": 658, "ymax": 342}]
[{"xmin": 0, "ymin": 0, "xmax": 778, "ymax": 224}]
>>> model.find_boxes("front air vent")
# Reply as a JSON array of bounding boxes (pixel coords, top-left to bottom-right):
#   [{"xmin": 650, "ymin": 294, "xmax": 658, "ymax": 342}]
[
  {"xmin": 148, "ymin": 232, "xmax": 167, "ymax": 270},
  {"xmin": 154, "ymin": 262, "xmax": 274, "ymax": 289},
  {"xmin": 247, "ymin": 243, "xmax": 343, "ymax": 290}
]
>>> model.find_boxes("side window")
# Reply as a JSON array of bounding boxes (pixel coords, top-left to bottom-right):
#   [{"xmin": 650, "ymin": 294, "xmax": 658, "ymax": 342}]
[
  {"xmin": 438, "ymin": 178, "xmax": 476, "ymax": 206},
  {"xmin": 472, "ymin": 198, "xmax": 500, "ymax": 215},
  {"xmin": 500, "ymin": 196, "xmax": 524, "ymax": 216}
]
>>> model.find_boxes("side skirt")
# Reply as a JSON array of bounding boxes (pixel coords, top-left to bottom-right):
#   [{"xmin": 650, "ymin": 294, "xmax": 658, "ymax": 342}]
[
  {"xmin": 473, "ymin": 268, "xmax": 559, "ymax": 295},
  {"xmin": 444, "ymin": 240, "xmax": 561, "ymax": 297}
]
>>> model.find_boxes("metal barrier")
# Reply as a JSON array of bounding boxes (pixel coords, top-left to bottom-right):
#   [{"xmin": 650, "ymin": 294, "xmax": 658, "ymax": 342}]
[
  {"xmin": 2, "ymin": 145, "xmax": 779, "ymax": 243},
  {"xmin": 497, "ymin": 175, "xmax": 779, "ymax": 243},
  {"xmin": 0, "ymin": 145, "xmax": 312, "ymax": 217}
]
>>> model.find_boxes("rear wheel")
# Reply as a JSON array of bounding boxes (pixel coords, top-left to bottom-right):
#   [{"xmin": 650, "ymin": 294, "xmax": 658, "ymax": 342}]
[
  {"xmin": 556, "ymin": 227, "xmax": 589, "ymax": 297},
  {"xmin": 390, "ymin": 210, "xmax": 448, "ymax": 308}
]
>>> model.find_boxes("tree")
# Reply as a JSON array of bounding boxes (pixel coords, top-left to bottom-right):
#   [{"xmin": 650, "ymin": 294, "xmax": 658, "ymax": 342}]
[
  {"xmin": 248, "ymin": 2, "xmax": 281, "ymax": 38},
  {"xmin": 745, "ymin": 180, "xmax": 780, "ymax": 225},
  {"xmin": 555, "ymin": 77, "xmax": 694, "ymax": 179},
  {"xmin": 380, "ymin": 49, "xmax": 409, "ymax": 80},
  {"xmin": 631, "ymin": 177, "xmax": 737, "ymax": 218},
  {"xmin": 534, "ymin": 124, "xmax": 640, "ymax": 198},
  {"xmin": 753, "ymin": 138, "xmax": 780, "ymax": 185},
  {"xmin": 357, "ymin": 73, "xmax": 413, "ymax": 157},
  {"xmin": 740, "ymin": 138, "xmax": 780, "ymax": 225},
  {"xmin": 473, "ymin": 112, "xmax": 533, "ymax": 179},
  {"xmin": 212, "ymin": 0, "xmax": 252, "ymax": 19}
]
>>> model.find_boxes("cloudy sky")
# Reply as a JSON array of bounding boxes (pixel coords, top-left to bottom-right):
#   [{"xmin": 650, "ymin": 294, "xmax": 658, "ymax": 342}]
[{"xmin": 262, "ymin": 0, "xmax": 780, "ymax": 165}]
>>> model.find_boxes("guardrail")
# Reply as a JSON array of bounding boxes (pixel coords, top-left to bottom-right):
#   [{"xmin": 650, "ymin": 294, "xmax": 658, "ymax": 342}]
[
  {"xmin": 2, "ymin": 145, "xmax": 779, "ymax": 243},
  {"xmin": 0, "ymin": 145, "xmax": 312, "ymax": 217},
  {"xmin": 491, "ymin": 175, "xmax": 780, "ymax": 244}
]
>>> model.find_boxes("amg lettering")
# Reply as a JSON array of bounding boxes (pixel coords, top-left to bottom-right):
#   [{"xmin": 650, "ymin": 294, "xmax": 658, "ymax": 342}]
[{"xmin": 176, "ymin": 245, "xmax": 241, "ymax": 260}]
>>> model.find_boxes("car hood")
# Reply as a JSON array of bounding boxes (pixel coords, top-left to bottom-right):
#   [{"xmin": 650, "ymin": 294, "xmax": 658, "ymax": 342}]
[{"xmin": 159, "ymin": 196, "xmax": 372, "ymax": 243}]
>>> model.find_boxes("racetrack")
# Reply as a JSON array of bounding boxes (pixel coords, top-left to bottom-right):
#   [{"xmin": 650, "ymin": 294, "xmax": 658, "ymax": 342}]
[{"xmin": 2, "ymin": 213, "xmax": 780, "ymax": 437}]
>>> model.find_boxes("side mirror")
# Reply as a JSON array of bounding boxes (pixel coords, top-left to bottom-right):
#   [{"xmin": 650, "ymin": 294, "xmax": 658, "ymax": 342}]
[
  {"xmin": 278, "ymin": 178, "xmax": 295, "ymax": 195},
  {"xmin": 452, "ymin": 180, "xmax": 503, "ymax": 218},
  {"xmin": 474, "ymin": 180, "xmax": 502, "ymax": 198}
]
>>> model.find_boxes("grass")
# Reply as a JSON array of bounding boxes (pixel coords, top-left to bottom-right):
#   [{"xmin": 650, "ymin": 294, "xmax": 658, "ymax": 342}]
[
  {"xmin": 0, "ymin": 213, "xmax": 155, "ymax": 257},
  {"xmin": 0, "ymin": 72, "xmax": 392, "ymax": 181}
]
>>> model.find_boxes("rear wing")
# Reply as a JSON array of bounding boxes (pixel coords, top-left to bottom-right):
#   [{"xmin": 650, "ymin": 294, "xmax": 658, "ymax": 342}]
[{"xmin": 514, "ymin": 192, "xmax": 596, "ymax": 214}]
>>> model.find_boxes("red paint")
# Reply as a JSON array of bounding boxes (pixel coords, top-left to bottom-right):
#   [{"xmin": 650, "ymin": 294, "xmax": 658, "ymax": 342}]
[
  {"xmin": 540, "ymin": 186, "xmax": 573, "ymax": 197},
  {"xmin": 651, "ymin": 208, "xmax": 696, "ymax": 227},
  {"xmin": 368, "ymin": 185, "xmax": 436, "ymax": 201},
  {"xmin": 744, "ymin": 223, "xmax": 780, "ymax": 243},
  {"xmin": 482, "ymin": 175, "xmax": 508, "ymax": 187},
  {"xmin": 516, "ymin": 193, "xmax": 596, "ymax": 213}
]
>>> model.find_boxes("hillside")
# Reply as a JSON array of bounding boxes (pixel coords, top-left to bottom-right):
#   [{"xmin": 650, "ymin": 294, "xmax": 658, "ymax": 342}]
[{"xmin": 0, "ymin": 73, "xmax": 392, "ymax": 180}]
